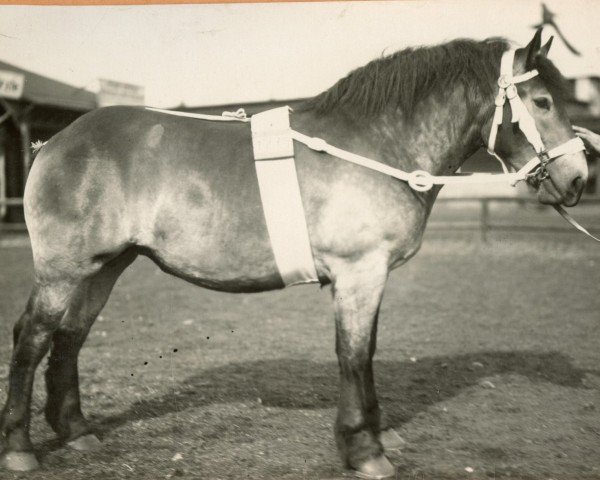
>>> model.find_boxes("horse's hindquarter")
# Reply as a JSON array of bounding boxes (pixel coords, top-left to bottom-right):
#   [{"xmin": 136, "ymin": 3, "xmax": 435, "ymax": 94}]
[{"xmin": 25, "ymin": 106, "xmax": 281, "ymax": 291}]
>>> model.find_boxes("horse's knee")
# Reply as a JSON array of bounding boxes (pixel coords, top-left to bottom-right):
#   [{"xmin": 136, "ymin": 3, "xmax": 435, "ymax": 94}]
[{"xmin": 338, "ymin": 351, "xmax": 373, "ymax": 374}]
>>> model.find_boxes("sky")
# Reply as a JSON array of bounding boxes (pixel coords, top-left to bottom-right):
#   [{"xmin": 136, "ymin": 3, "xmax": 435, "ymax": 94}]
[{"xmin": 0, "ymin": 0, "xmax": 598, "ymax": 108}]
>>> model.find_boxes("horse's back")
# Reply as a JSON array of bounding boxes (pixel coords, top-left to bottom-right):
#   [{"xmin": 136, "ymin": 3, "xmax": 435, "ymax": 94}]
[{"xmin": 25, "ymin": 106, "xmax": 281, "ymax": 290}]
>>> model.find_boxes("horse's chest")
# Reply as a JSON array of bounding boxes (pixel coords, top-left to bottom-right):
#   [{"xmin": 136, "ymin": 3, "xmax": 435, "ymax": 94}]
[{"xmin": 308, "ymin": 181, "xmax": 426, "ymax": 264}]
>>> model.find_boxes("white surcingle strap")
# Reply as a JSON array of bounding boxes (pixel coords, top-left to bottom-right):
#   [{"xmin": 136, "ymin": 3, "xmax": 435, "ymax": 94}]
[{"xmin": 251, "ymin": 107, "xmax": 319, "ymax": 286}]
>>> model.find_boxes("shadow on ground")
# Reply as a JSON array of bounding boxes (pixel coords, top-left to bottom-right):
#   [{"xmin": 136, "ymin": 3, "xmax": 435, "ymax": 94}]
[{"xmin": 92, "ymin": 350, "xmax": 594, "ymax": 436}]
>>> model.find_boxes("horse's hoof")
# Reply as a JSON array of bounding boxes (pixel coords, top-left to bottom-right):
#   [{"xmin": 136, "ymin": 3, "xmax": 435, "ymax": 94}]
[
  {"xmin": 379, "ymin": 428, "xmax": 406, "ymax": 451},
  {"xmin": 0, "ymin": 451, "xmax": 40, "ymax": 471},
  {"xmin": 354, "ymin": 455, "xmax": 395, "ymax": 479},
  {"xmin": 67, "ymin": 433, "xmax": 102, "ymax": 451}
]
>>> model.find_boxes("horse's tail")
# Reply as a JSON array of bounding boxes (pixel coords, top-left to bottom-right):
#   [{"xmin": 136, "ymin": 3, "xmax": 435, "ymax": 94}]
[{"xmin": 30, "ymin": 140, "xmax": 47, "ymax": 159}]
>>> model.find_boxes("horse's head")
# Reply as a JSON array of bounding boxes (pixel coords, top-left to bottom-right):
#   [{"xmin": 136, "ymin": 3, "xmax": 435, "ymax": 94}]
[{"xmin": 485, "ymin": 29, "xmax": 588, "ymax": 207}]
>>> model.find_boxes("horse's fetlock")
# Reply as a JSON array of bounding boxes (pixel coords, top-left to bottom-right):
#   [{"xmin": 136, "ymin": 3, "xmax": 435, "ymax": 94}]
[
  {"xmin": 341, "ymin": 430, "xmax": 384, "ymax": 469},
  {"xmin": 336, "ymin": 411, "xmax": 365, "ymax": 434},
  {"xmin": 365, "ymin": 405, "xmax": 381, "ymax": 429},
  {"xmin": 43, "ymin": 403, "xmax": 61, "ymax": 434}
]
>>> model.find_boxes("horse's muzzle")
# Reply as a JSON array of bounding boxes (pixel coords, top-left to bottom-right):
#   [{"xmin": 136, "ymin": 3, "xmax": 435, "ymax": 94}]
[
  {"xmin": 536, "ymin": 171, "xmax": 586, "ymax": 207},
  {"xmin": 534, "ymin": 150, "xmax": 588, "ymax": 207}
]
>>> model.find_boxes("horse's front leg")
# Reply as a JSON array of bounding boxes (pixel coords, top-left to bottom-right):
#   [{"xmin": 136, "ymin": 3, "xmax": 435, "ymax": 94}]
[{"xmin": 332, "ymin": 259, "xmax": 395, "ymax": 479}]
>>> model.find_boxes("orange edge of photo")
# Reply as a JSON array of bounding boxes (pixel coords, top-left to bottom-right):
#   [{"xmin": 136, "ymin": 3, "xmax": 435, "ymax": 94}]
[{"xmin": 0, "ymin": 0, "xmax": 379, "ymax": 5}]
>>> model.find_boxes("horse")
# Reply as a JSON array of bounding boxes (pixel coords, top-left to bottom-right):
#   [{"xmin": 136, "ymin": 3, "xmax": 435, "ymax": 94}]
[{"xmin": 0, "ymin": 29, "xmax": 588, "ymax": 479}]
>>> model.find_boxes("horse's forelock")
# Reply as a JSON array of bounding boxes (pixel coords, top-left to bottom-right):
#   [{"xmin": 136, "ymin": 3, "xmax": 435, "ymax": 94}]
[{"xmin": 535, "ymin": 56, "xmax": 571, "ymax": 103}]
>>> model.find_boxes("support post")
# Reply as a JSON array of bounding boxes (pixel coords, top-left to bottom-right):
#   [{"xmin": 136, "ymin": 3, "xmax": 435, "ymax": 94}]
[
  {"xmin": 19, "ymin": 120, "xmax": 31, "ymax": 184},
  {"xmin": 481, "ymin": 199, "xmax": 490, "ymax": 242}
]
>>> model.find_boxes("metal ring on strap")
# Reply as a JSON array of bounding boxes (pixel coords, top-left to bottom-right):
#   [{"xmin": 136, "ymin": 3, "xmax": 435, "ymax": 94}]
[{"xmin": 407, "ymin": 170, "xmax": 435, "ymax": 192}]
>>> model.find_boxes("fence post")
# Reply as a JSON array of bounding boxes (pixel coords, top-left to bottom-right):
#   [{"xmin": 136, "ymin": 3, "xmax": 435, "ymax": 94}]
[{"xmin": 481, "ymin": 199, "xmax": 490, "ymax": 242}]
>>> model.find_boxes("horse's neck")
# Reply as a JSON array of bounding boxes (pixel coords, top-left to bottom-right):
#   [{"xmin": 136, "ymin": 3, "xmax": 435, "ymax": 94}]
[
  {"xmin": 294, "ymin": 84, "xmax": 491, "ymax": 179},
  {"xmin": 376, "ymin": 86, "xmax": 491, "ymax": 176}
]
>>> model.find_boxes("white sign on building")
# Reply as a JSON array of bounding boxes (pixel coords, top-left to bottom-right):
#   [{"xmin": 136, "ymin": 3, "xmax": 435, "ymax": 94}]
[
  {"xmin": 0, "ymin": 70, "xmax": 25, "ymax": 100},
  {"xmin": 98, "ymin": 79, "xmax": 145, "ymax": 107}
]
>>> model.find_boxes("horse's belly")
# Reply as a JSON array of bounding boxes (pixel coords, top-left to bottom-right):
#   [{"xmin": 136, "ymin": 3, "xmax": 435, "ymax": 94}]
[
  {"xmin": 135, "ymin": 183, "xmax": 284, "ymax": 293},
  {"xmin": 145, "ymin": 237, "xmax": 284, "ymax": 293}
]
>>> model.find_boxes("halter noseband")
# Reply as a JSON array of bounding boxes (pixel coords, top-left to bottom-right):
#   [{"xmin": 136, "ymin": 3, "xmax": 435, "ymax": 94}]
[{"xmin": 487, "ymin": 48, "xmax": 585, "ymax": 186}]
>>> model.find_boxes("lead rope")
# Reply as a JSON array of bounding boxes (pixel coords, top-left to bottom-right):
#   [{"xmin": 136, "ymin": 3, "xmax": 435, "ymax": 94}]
[{"xmin": 554, "ymin": 205, "xmax": 600, "ymax": 242}]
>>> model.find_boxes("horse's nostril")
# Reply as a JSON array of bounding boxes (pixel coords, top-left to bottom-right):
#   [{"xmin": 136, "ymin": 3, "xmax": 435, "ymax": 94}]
[{"xmin": 571, "ymin": 176, "xmax": 584, "ymax": 193}]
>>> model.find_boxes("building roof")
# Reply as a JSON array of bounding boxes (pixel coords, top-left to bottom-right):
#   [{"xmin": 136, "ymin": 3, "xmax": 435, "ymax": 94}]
[{"xmin": 0, "ymin": 59, "xmax": 96, "ymax": 111}]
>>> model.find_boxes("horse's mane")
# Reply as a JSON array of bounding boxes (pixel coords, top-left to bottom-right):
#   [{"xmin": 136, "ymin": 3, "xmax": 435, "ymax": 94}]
[{"xmin": 300, "ymin": 37, "xmax": 569, "ymax": 119}]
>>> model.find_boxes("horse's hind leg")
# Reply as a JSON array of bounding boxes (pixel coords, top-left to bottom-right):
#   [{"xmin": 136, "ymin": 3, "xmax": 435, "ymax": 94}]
[
  {"xmin": 0, "ymin": 249, "xmax": 136, "ymax": 471},
  {"xmin": 0, "ymin": 278, "xmax": 81, "ymax": 471},
  {"xmin": 44, "ymin": 250, "xmax": 137, "ymax": 449}
]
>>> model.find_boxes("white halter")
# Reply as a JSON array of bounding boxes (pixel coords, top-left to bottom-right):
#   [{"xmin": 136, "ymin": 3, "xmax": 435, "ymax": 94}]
[{"xmin": 487, "ymin": 48, "xmax": 585, "ymax": 184}]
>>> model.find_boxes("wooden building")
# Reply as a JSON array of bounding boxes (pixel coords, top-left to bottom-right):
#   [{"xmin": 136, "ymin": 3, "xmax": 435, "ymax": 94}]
[{"xmin": 0, "ymin": 60, "xmax": 96, "ymax": 222}]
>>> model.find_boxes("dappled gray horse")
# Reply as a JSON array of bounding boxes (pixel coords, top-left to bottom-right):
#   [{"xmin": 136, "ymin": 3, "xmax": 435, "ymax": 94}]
[{"xmin": 0, "ymin": 29, "xmax": 588, "ymax": 478}]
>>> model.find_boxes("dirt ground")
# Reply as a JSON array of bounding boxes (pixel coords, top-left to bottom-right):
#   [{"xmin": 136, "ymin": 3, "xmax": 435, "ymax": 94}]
[{"xmin": 0, "ymin": 232, "xmax": 599, "ymax": 480}]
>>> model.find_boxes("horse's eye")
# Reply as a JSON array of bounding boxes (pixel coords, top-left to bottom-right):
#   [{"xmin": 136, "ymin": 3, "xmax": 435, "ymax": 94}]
[{"xmin": 533, "ymin": 97, "xmax": 552, "ymax": 111}]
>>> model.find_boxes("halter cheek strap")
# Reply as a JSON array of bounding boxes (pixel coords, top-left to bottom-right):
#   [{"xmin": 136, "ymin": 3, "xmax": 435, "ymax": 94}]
[{"xmin": 487, "ymin": 50, "xmax": 544, "ymax": 162}]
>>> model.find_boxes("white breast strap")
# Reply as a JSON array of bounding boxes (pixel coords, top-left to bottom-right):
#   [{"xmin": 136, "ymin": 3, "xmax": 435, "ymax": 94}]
[
  {"xmin": 251, "ymin": 107, "xmax": 318, "ymax": 286},
  {"xmin": 291, "ymin": 131, "xmax": 585, "ymax": 191}
]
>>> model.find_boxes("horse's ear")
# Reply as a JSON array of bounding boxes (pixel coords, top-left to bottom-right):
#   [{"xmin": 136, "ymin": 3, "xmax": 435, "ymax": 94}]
[
  {"xmin": 525, "ymin": 27, "xmax": 544, "ymax": 69},
  {"xmin": 539, "ymin": 36, "xmax": 554, "ymax": 58}
]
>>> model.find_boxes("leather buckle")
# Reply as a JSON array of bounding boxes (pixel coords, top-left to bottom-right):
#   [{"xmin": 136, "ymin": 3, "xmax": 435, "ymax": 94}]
[{"xmin": 537, "ymin": 149, "xmax": 550, "ymax": 166}]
